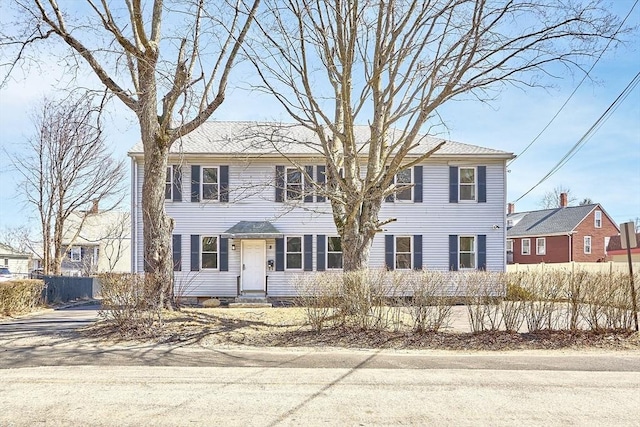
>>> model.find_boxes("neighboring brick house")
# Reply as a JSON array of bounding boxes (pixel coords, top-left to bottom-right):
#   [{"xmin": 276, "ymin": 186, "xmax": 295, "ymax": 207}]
[
  {"xmin": 606, "ymin": 233, "xmax": 640, "ymax": 263},
  {"xmin": 506, "ymin": 194, "xmax": 619, "ymax": 264}
]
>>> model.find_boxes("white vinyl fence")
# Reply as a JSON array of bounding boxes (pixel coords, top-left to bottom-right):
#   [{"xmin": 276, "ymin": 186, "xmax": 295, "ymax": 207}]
[{"xmin": 507, "ymin": 261, "xmax": 640, "ymax": 274}]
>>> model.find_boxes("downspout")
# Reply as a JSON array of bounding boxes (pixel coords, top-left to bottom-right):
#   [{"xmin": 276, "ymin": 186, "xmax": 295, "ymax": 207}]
[{"xmin": 131, "ymin": 156, "xmax": 137, "ymax": 273}]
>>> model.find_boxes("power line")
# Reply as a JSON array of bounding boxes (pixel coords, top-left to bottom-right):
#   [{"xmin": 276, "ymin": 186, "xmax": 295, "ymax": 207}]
[
  {"xmin": 508, "ymin": 0, "xmax": 639, "ymax": 166},
  {"xmin": 512, "ymin": 70, "xmax": 640, "ymax": 204}
]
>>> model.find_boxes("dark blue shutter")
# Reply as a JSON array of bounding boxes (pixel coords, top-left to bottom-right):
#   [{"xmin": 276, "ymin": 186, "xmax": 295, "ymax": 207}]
[
  {"xmin": 172, "ymin": 165, "xmax": 182, "ymax": 202},
  {"xmin": 220, "ymin": 237, "xmax": 228, "ymax": 271},
  {"xmin": 316, "ymin": 165, "xmax": 326, "ymax": 202},
  {"xmin": 449, "ymin": 235, "xmax": 458, "ymax": 271},
  {"xmin": 385, "ymin": 235, "xmax": 394, "ymax": 270},
  {"xmin": 477, "ymin": 234, "xmax": 487, "ymax": 271},
  {"xmin": 304, "ymin": 165, "xmax": 314, "ymax": 203},
  {"xmin": 385, "ymin": 167, "xmax": 394, "ymax": 202},
  {"xmin": 275, "ymin": 166, "xmax": 284, "ymax": 202},
  {"xmin": 449, "ymin": 166, "xmax": 458, "ymax": 203},
  {"xmin": 191, "ymin": 165, "xmax": 200, "ymax": 202},
  {"xmin": 190, "ymin": 235, "xmax": 200, "ymax": 271},
  {"xmin": 220, "ymin": 165, "xmax": 229, "ymax": 203},
  {"xmin": 275, "ymin": 238, "xmax": 284, "ymax": 271},
  {"xmin": 316, "ymin": 235, "xmax": 326, "ymax": 271},
  {"xmin": 304, "ymin": 235, "xmax": 313, "ymax": 271},
  {"xmin": 172, "ymin": 234, "xmax": 182, "ymax": 271},
  {"xmin": 477, "ymin": 166, "xmax": 486, "ymax": 203},
  {"xmin": 413, "ymin": 235, "xmax": 422, "ymax": 270},
  {"xmin": 414, "ymin": 166, "xmax": 423, "ymax": 203}
]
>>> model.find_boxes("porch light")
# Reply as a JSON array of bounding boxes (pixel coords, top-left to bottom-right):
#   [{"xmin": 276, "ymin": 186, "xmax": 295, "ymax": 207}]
[{"xmin": 231, "ymin": 244, "xmax": 236, "ymax": 251}]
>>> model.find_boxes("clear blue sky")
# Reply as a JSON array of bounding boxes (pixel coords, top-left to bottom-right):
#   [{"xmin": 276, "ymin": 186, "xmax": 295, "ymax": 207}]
[{"xmin": 0, "ymin": 1, "xmax": 638, "ymax": 231}]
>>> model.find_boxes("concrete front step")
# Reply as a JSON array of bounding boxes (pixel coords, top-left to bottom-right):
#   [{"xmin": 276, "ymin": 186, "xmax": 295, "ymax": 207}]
[{"xmin": 228, "ymin": 302, "xmax": 273, "ymax": 308}]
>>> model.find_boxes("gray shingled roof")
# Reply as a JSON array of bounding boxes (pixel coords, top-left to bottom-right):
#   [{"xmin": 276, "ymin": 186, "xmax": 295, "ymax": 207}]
[
  {"xmin": 507, "ymin": 204, "xmax": 599, "ymax": 237},
  {"xmin": 222, "ymin": 221, "xmax": 283, "ymax": 238},
  {"xmin": 128, "ymin": 121, "xmax": 512, "ymax": 158}
]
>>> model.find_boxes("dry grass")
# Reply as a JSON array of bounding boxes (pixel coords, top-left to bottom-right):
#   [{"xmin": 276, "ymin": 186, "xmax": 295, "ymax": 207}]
[{"xmin": 84, "ymin": 306, "xmax": 640, "ymax": 351}]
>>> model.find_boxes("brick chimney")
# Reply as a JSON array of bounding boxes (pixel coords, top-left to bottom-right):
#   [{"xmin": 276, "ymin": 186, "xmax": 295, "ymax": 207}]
[
  {"xmin": 507, "ymin": 203, "xmax": 515, "ymax": 214},
  {"xmin": 560, "ymin": 192, "xmax": 568, "ymax": 208}
]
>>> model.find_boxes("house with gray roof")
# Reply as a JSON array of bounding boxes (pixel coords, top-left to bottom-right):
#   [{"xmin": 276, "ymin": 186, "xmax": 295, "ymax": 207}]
[
  {"xmin": 506, "ymin": 194, "xmax": 619, "ymax": 264},
  {"xmin": 129, "ymin": 121, "xmax": 513, "ymax": 301}
]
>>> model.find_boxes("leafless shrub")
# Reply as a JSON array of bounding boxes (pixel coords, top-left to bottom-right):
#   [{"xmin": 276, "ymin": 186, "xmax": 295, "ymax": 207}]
[
  {"xmin": 294, "ymin": 272, "xmax": 341, "ymax": 332},
  {"xmin": 98, "ymin": 273, "xmax": 163, "ymax": 336},
  {"xmin": 463, "ymin": 272, "xmax": 505, "ymax": 333},
  {"xmin": 409, "ymin": 271, "xmax": 458, "ymax": 332},
  {"xmin": 502, "ymin": 273, "xmax": 528, "ymax": 333},
  {"xmin": 0, "ymin": 279, "xmax": 45, "ymax": 315},
  {"xmin": 520, "ymin": 271, "xmax": 564, "ymax": 331}
]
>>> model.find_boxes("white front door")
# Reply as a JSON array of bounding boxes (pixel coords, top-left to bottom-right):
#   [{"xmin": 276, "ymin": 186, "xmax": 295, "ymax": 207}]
[{"xmin": 241, "ymin": 240, "xmax": 266, "ymax": 293}]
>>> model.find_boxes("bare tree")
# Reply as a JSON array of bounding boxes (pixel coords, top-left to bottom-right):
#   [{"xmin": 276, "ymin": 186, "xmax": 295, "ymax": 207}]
[
  {"xmin": 10, "ymin": 94, "xmax": 126, "ymax": 275},
  {"xmin": 539, "ymin": 185, "xmax": 578, "ymax": 209},
  {"xmin": 579, "ymin": 198, "xmax": 594, "ymax": 206},
  {"xmin": 100, "ymin": 212, "xmax": 131, "ymax": 273},
  {"xmin": 1, "ymin": 0, "xmax": 260, "ymax": 307},
  {"xmin": 0, "ymin": 225, "xmax": 35, "ymax": 253},
  {"xmin": 247, "ymin": 0, "xmax": 622, "ymax": 271}
]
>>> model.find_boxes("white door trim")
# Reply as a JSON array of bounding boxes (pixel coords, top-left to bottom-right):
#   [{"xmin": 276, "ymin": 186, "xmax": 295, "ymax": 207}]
[{"xmin": 241, "ymin": 240, "xmax": 266, "ymax": 294}]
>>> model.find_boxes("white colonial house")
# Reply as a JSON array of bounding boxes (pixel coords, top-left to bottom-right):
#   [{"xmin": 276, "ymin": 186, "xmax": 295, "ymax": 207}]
[{"xmin": 129, "ymin": 122, "xmax": 513, "ymax": 300}]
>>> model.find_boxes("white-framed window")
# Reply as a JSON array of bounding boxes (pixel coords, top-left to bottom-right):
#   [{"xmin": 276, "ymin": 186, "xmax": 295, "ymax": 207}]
[
  {"xmin": 201, "ymin": 166, "xmax": 219, "ymax": 201},
  {"xmin": 165, "ymin": 166, "xmax": 173, "ymax": 200},
  {"xmin": 459, "ymin": 236, "xmax": 476, "ymax": 269},
  {"xmin": 3, "ymin": 258, "xmax": 8, "ymax": 266},
  {"xmin": 69, "ymin": 247, "xmax": 81, "ymax": 262},
  {"xmin": 521, "ymin": 238, "xmax": 531, "ymax": 255},
  {"xmin": 584, "ymin": 236, "xmax": 592, "ymax": 254},
  {"xmin": 395, "ymin": 236, "xmax": 412, "ymax": 269},
  {"xmin": 201, "ymin": 236, "xmax": 218, "ymax": 269},
  {"xmin": 459, "ymin": 167, "xmax": 476, "ymax": 201},
  {"xmin": 536, "ymin": 238, "xmax": 546, "ymax": 255},
  {"xmin": 327, "ymin": 236, "xmax": 343, "ymax": 269},
  {"xmin": 285, "ymin": 236, "xmax": 302, "ymax": 270},
  {"xmin": 286, "ymin": 167, "xmax": 303, "ymax": 201},
  {"xmin": 506, "ymin": 239, "xmax": 513, "ymax": 252},
  {"xmin": 594, "ymin": 210, "xmax": 602, "ymax": 228},
  {"xmin": 395, "ymin": 169, "xmax": 412, "ymax": 201}
]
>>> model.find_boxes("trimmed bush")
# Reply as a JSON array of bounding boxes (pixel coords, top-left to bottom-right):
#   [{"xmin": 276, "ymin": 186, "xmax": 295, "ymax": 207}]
[{"xmin": 0, "ymin": 279, "xmax": 45, "ymax": 316}]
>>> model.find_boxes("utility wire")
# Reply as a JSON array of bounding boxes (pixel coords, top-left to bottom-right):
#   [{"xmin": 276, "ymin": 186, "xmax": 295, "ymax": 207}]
[
  {"xmin": 512, "ymin": 70, "xmax": 640, "ymax": 204},
  {"xmin": 508, "ymin": 0, "xmax": 638, "ymax": 166}
]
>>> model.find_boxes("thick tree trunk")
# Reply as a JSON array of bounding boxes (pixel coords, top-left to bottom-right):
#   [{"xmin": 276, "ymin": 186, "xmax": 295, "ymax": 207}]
[
  {"xmin": 140, "ymin": 132, "xmax": 175, "ymax": 309},
  {"xmin": 338, "ymin": 195, "xmax": 383, "ymax": 272}
]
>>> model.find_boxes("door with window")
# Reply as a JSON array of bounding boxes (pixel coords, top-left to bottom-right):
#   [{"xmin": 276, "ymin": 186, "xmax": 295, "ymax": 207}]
[{"xmin": 241, "ymin": 240, "xmax": 266, "ymax": 293}]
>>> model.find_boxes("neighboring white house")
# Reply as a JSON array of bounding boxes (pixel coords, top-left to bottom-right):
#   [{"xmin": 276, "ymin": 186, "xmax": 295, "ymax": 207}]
[
  {"xmin": 59, "ymin": 208, "xmax": 132, "ymax": 276},
  {"xmin": 129, "ymin": 121, "xmax": 513, "ymax": 299},
  {"xmin": 0, "ymin": 243, "xmax": 32, "ymax": 277}
]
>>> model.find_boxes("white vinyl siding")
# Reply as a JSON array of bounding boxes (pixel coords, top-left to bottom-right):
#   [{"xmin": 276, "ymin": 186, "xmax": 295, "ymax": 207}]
[{"xmin": 132, "ymin": 157, "xmax": 508, "ymax": 296}]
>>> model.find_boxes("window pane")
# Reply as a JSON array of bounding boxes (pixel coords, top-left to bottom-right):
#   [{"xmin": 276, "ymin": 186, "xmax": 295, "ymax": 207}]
[
  {"xmin": 396, "ymin": 169, "xmax": 411, "ymax": 184},
  {"xmin": 396, "ymin": 237, "xmax": 411, "ymax": 253},
  {"xmin": 460, "ymin": 237, "xmax": 474, "ymax": 252},
  {"xmin": 165, "ymin": 183, "xmax": 172, "ymax": 199},
  {"xmin": 203, "ymin": 168, "xmax": 218, "ymax": 184},
  {"xmin": 166, "ymin": 167, "xmax": 171, "ymax": 182},
  {"xmin": 203, "ymin": 183, "xmax": 218, "ymax": 200},
  {"xmin": 460, "ymin": 185, "xmax": 475, "ymax": 201},
  {"xmin": 202, "ymin": 237, "xmax": 217, "ymax": 252},
  {"xmin": 328, "ymin": 237, "xmax": 342, "ymax": 252},
  {"xmin": 287, "ymin": 237, "xmax": 301, "ymax": 253},
  {"xmin": 460, "ymin": 168, "xmax": 475, "ymax": 184},
  {"xmin": 328, "ymin": 253, "xmax": 343, "ymax": 269},
  {"xmin": 286, "ymin": 254, "xmax": 302, "ymax": 269},
  {"xmin": 287, "ymin": 169, "xmax": 301, "ymax": 184},
  {"xmin": 202, "ymin": 253, "xmax": 217, "ymax": 269},
  {"xmin": 460, "ymin": 253, "xmax": 475, "ymax": 269},
  {"xmin": 396, "ymin": 253, "xmax": 411, "ymax": 269}
]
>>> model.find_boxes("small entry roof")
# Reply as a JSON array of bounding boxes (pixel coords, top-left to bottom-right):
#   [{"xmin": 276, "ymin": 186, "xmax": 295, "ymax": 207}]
[{"xmin": 222, "ymin": 221, "xmax": 283, "ymax": 239}]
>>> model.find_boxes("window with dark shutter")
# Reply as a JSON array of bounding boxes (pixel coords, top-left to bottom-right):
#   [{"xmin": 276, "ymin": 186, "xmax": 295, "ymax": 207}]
[
  {"xmin": 304, "ymin": 166, "xmax": 314, "ymax": 203},
  {"xmin": 220, "ymin": 165, "xmax": 229, "ymax": 202},
  {"xmin": 413, "ymin": 235, "xmax": 422, "ymax": 270},
  {"xmin": 190, "ymin": 235, "xmax": 200, "ymax": 271},
  {"xmin": 449, "ymin": 167, "xmax": 458, "ymax": 203},
  {"xmin": 191, "ymin": 165, "xmax": 200, "ymax": 202},
  {"xmin": 316, "ymin": 166, "xmax": 326, "ymax": 202},
  {"xmin": 172, "ymin": 234, "xmax": 182, "ymax": 271},
  {"xmin": 316, "ymin": 235, "xmax": 326, "ymax": 271},
  {"xmin": 275, "ymin": 166, "xmax": 285, "ymax": 202},
  {"xmin": 275, "ymin": 238, "xmax": 285, "ymax": 271},
  {"xmin": 385, "ymin": 235, "xmax": 394, "ymax": 270},
  {"xmin": 220, "ymin": 237, "xmax": 228, "ymax": 272},
  {"xmin": 172, "ymin": 165, "xmax": 182, "ymax": 202},
  {"xmin": 449, "ymin": 235, "xmax": 458, "ymax": 271},
  {"xmin": 304, "ymin": 235, "xmax": 313, "ymax": 271},
  {"xmin": 413, "ymin": 166, "xmax": 423, "ymax": 203}
]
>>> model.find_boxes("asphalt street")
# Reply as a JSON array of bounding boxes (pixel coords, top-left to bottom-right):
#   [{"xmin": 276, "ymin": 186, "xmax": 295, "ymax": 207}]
[{"xmin": 1, "ymin": 304, "xmax": 639, "ymax": 426}]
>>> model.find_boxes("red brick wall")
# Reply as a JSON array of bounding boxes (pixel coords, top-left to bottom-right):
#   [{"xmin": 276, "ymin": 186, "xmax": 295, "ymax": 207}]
[
  {"xmin": 572, "ymin": 208, "xmax": 619, "ymax": 262},
  {"xmin": 510, "ymin": 235, "xmax": 570, "ymax": 264}
]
